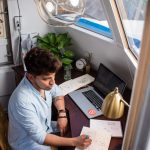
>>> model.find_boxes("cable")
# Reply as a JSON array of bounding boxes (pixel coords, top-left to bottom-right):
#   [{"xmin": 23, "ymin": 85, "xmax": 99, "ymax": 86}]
[
  {"xmin": 16, "ymin": 0, "xmax": 21, "ymax": 19},
  {"xmin": 15, "ymin": 0, "xmax": 22, "ymax": 65}
]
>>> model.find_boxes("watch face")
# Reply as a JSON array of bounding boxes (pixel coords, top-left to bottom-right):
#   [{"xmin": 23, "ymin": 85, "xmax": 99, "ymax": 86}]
[{"xmin": 76, "ymin": 59, "xmax": 86, "ymax": 70}]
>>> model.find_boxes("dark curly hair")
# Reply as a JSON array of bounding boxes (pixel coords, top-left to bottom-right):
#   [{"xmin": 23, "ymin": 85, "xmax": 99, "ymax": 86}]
[{"xmin": 24, "ymin": 47, "xmax": 62, "ymax": 75}]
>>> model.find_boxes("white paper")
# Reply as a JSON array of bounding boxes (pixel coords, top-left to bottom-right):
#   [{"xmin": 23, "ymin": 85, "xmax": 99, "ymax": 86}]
[
  {"xmin": 75, "ymin": 126, "xmax": 111, "ymax": 150},
  {"xmin": 59, "ymin": 79, "xmax": 82, "ymax": 96},
  {"xmin": 59, "ymin": 74, "xmax": 95, "ymax": 95},
  {"xmin": 90, "ymin": 119, "xmax": 123, "ymax": 137}
]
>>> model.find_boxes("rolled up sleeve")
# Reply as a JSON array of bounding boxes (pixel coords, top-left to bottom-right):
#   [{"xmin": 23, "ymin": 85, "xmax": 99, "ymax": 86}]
[{"xmin": 50, "ymin": 84, "xmax": 63, "ymax": 100}]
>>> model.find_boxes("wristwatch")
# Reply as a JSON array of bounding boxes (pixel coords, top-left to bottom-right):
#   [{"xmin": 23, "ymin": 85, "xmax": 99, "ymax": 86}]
[{"xmin": 57, "ymin": 109, "xmax": 67, "ymax": 118}]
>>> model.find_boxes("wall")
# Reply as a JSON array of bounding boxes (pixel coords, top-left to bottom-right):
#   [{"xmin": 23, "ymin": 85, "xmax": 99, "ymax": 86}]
[
  {"xmin": 146, "ymin": 132, "xmax": 150, "ymax": 150},
  {"xmin": 0, "ymin": 66, "xmax": 15, "ymax": 110},
  {"xmin": 6, "ymin": 0, "xmax": 136, "ymax": 89},
  {"xmin": 57, "ymin": 26, "xmax": 136, "ymax": 88},
  {"xmin": 7, "ymin": 0, "xmax": 55, "ymax": 64}
]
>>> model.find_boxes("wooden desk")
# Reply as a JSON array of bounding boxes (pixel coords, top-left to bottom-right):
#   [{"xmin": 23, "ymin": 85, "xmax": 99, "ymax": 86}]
[
  {"xmin": 62, "ymin": 92, "xmax": 129, "ymax": 150},
  {"xmin": 57, "ymin": 67, "xmax": 131, "ymax": 150},
  {"xmin": 12, "ymin": 65, "xmax": 131, "ymax": 150}
]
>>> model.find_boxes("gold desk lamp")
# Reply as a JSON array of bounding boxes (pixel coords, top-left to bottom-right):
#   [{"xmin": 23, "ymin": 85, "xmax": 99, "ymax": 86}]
[{"xmin": 101, "ymin": 87, "xmax": 130, "ymax": 119}]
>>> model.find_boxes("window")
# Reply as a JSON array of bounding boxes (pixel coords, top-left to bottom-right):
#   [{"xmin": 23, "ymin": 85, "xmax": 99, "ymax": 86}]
[
  {"xmin": 115, "ymin": 0, "xmax": 148, "ymax": 57},
  {"xmin": 75, "ymin": 0, "xmax": 112, "ymax": 38},
  {"xmin": 0, "ymin": 0, "xmax": 12, "ymax": 65}
]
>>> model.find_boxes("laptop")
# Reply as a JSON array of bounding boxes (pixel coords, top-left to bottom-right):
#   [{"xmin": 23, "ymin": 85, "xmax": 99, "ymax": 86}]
[{"xmin": 68, "ymin": 63, "xmax": 126, "ymax": 118}]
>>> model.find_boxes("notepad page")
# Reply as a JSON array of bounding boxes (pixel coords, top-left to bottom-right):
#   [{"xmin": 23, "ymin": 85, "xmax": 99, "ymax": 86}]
[
  {"xmin": 90, "ymin": 119, "xmax": 123, "ymax": 137},
  {"xmin": 75, "ymin": 126, "xmax": 111, "ymax": 150}
]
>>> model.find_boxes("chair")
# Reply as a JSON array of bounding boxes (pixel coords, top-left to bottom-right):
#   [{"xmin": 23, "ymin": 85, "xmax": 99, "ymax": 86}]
[
  {"xmin": 51, "ymin": 146, "xmax": 58, "ymax": 150},
  {"xmin": 0, "ymin": 105, "xmax": 11, "ymax": 150}
]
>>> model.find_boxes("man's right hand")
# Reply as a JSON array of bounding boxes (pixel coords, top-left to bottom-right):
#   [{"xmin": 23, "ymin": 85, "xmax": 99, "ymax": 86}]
[{"xmin": 75, "ymin": 134, "xmax": 92, "ymax": 149}]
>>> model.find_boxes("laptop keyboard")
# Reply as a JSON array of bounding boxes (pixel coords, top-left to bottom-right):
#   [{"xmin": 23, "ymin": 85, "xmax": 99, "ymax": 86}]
[{"xmin": 82, "ymin": 90, "xmax": 103, "ymax": 111}]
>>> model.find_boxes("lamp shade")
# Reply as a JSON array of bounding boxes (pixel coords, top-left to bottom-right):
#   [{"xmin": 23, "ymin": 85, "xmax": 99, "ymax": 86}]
[
  {"xmin": 34, "ymin": 0, "xmax": 85, "ymax": 27},
  {"xmin": 101, "ymin": 87, "xmax": 128, "ymax": 119}
]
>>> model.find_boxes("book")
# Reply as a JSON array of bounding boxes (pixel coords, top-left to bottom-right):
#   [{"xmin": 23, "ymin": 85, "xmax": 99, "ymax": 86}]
[
  {"xmin": 90, "ymin": 119, "xmax": 123, "ymax": 137},
  {"xmin": 75, "ymin": 126, "xmax": 111, "ymax": 150}
]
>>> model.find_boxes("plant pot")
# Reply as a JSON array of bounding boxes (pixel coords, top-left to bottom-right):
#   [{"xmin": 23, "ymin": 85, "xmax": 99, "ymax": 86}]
[{"xmin": 64, "ymin": 65, "xmax": 72, "ymax": 81}]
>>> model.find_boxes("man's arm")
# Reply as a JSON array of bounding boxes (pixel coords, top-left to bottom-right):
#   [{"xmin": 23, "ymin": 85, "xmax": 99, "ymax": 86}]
[
  {"xmin": 53, "ymin": 96, "xmax": 68, "ymax": 136},
  {"xmin": 53, "ymin": 96, "xmax": 65, "ymax": 112},
  {"xmin": 44, "ymin": 133, "xmax": 92, "ymax": 149}
]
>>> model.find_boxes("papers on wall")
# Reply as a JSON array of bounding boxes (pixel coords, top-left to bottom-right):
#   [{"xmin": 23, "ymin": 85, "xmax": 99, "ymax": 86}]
[
  {"xmin": 90, "ymin": 119, "xmax": 123, "ymax": 137},
  {"xmin": 75, "ymin": 126, "xmax": 111, "ymax": 150},
  {"xmin": 59, "ymin": 74, "xmax": 95, "ymax": 95}
]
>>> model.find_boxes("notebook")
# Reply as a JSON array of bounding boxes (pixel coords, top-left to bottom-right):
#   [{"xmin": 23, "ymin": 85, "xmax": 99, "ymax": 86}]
[{"xmin": 68, "ymin": 63, "xmax": 126, "ymax": 118}]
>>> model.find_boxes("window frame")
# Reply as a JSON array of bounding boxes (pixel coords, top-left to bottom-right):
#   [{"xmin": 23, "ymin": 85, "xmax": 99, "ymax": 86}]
[
  {"xmin": 114, "ymin": 0, "xmax": 147, "ymax": 58},
  {"xmin": 122, "ymin": 1, "xmax": 150, "ymax": 149},
  {"xmin": 71, "ymin": 0, "xmax": 138, "ymax": 62}
]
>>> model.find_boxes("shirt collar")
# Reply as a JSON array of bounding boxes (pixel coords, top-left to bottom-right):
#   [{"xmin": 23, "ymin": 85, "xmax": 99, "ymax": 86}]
[{"xmin": 23, "ymin": 76, "xmax": 41, "ymax": 96}]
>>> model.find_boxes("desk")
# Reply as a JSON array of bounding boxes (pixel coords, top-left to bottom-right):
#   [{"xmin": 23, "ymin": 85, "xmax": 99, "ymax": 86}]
[
  {"xmin": 62, "ymin": 92, "xmax": 129, "ymax": 150},
  {"xmin": 12, "ymin": 65, "xmax": 131, "ymax": 150}
]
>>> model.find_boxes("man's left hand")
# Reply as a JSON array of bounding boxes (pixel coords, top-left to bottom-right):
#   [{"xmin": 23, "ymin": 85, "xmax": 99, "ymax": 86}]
[{"xmin": 57, "ymin": 117, "xmax": 68, "ymax": 136}]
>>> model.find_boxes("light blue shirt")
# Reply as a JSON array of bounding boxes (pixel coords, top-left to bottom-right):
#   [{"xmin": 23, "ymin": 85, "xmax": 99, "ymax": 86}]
[{"xmin": 8, "ymin": 76, "xmax": 63, "ymax": 150}]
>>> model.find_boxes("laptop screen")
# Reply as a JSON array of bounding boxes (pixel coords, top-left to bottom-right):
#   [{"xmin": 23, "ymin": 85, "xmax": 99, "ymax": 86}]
[{"xmin": 93, "ymin": 64, "xmax": 126, "ymax": 97}]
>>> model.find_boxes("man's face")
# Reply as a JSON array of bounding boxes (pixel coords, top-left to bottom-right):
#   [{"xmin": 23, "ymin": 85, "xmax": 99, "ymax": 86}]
[{"xmin": 32, "ymin": 73, "xmax": 56, "ymax": 91}]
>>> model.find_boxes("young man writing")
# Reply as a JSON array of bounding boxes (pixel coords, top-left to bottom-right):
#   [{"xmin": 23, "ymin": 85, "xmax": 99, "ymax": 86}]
[{"xmin": 8, "ymin": 47, "xmax": 92, "ymax": 150}]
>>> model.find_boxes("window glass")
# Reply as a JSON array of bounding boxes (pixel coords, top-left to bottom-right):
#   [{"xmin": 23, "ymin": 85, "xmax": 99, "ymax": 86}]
[
  {"xmin": 115, "ymin": 0, "xmax": 148, "ymax": 56},
  {"xmin": 75, "ymin": 0, "xmax": 112, "ymax": 38}
]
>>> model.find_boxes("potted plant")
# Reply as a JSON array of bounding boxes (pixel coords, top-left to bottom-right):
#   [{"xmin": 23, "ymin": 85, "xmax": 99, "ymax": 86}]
[
  {"xmin": 36, "ymin": 32, "xmax": 74, "ymax": 65},
  {"xmin": 35, "ymin": 32, "xmax": 75, "ymax": 80}
]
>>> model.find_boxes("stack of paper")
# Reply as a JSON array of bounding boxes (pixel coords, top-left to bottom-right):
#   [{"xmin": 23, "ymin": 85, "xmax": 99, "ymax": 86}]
[
  {"xmin": 59, "ymin": 74, "xmax": 95, "ymax": 95},
  {"xmin": 75, "ymin": 126, "xmax": 111, "ymax": 150},
  {"xmin": 75, "ymin": 120, "xmax": 123, "ymax": 150},
  {"xmin": 90, "ymin": 119, "xmax": 123, "ymax": 137}
]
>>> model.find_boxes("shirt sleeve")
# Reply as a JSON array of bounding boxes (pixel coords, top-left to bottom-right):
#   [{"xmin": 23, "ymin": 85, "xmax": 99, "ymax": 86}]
[
  {"xmin": 50, "ymin": 84, "xmax": 64, "ymax": 100},
  {"xmin": 13, "ymin": 95, "xmax": 47, "ymax": 145}
]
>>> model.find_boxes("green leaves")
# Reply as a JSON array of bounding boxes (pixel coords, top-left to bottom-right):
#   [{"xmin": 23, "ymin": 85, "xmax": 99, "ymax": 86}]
[
  {"xmin": 62, "ymin": 58, "xmax": 73, "ymax": 66},
  {"xmin": 36, "ymin": 36, "xmax": 49, "ymax": 44},
  {"xmin": 47, "ymin": 33, "xmax": 56, "ymax": 46},
  {"xmin": 36, "ymin": 32, "xmax": 74, "ymax": 66},
  {"xmin": 63, "ymin": 50, "xmax": 74, "ymax": 58},
  {"xmin": 57, "ymin": 33, "xmax": 72, "ymax": 49}
]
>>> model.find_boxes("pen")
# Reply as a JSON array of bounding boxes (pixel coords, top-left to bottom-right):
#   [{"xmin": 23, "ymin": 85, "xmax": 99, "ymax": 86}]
[{"xmin": 85, "ymin": 135, "xmax": 89, "ymax": 139}]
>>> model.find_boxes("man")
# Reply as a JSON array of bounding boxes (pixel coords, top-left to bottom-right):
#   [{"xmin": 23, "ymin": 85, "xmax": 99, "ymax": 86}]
[{"xmin": 8, "ymin": 47, "xmax": 92, "ymax": 150}]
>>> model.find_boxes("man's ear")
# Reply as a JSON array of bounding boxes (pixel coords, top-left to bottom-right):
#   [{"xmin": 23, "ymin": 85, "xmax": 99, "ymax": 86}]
[{"xmin": 26, "ymin": 73, "xmax": 35, "ymax": 81}]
